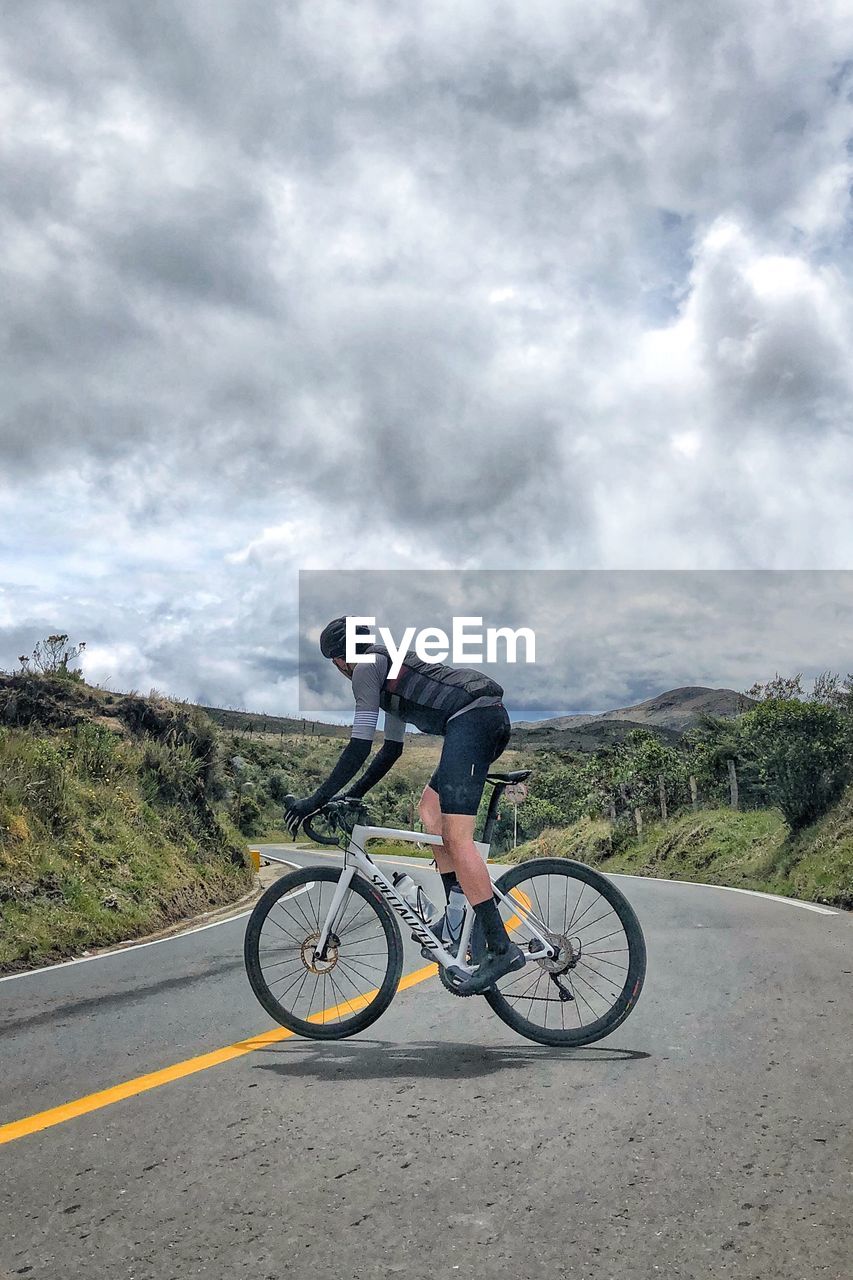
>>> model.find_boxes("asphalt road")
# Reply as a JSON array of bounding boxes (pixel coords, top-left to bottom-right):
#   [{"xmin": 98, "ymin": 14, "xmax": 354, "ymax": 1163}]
[{"xmin": 1, "ymin": 846, "xmax": 851, "ymax": 1280}]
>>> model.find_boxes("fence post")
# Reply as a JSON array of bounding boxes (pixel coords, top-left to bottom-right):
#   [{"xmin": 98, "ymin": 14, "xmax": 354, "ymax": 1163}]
[
  {"xmin": 634, "ymin": 807, "xmax": 643, "ymax": 842},
  {"xmin": 608, "ymin": 798, "xmax": 617, "ymax": 823},
  {"xmin": 727, "ymin": 759, "xmax": 739, "ymax": 810},
  {"xmin": 689, "ymin": 775, "xmax": 699, "ymax": 812},
  {"xmin": 658, "ymin": 774, "xmax": 667, "ymax": 823}
]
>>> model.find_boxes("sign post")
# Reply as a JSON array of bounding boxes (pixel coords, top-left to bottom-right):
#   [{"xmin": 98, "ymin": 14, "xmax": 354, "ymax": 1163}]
[{"xmin": 504, "ymin": 781, "xmax": 529, "ymax": 850}]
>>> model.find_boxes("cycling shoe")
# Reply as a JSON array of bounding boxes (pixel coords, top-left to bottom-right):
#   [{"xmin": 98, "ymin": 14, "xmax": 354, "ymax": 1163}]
[{"xmin": 453, "ymin": 942, "xmax": 525, "ymax": 995}]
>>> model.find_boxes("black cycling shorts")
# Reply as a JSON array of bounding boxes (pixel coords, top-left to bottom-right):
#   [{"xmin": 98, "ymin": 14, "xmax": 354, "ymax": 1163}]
[{"xmin": 426, "ymin": 704, "xmax": 512, "ymax": 816}]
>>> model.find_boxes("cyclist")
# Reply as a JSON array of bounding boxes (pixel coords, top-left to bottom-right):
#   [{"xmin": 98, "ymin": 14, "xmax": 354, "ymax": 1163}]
[{"xmin": 284, "ymin": 617, "xmax": 525, "ymax": 994}]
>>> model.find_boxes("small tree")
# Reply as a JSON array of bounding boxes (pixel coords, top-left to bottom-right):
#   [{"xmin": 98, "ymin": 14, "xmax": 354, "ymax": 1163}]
[
  {"xmin": 621, "ymin": 730, "xmax": 687, "ymax": 813},
  {"xmin": 739, "ymin": 699, "xmax": 852, "ymax": 831},
  {"xmin": 746, "ymin": 670, "xmax": 853, "ymax": 714},
  {"xmin": 19, "ymin": 634, "xmax": 86, "ymax": 680},
  {"xmin": 745, "ymin": 673, "xmax": 804, "ymax": 702}
]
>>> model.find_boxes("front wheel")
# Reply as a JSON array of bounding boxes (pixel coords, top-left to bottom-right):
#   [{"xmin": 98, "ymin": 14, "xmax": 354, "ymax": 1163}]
[
  {"xmin": 484, "ymin": 858, "xmax": 646, "ymax": 1047},
  {"xmin": 244, "ymin": 866, "xmax": 404, "ymax": 1040}
]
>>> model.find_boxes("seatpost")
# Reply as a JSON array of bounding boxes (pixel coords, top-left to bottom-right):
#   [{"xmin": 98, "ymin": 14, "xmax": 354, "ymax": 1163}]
[{"xmin": 480, "ymin": 781, "xmax": 506, "ymax": 846}]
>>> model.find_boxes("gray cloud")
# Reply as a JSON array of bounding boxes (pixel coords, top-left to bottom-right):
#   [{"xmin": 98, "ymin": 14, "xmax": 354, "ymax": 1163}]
[
  {"xmin": 297, "ymin": 570, "xmax": 853, "ymax": 722},
  {"xmin": 1, "ymin": 1, "xmax": 852, "ymax": 712}
]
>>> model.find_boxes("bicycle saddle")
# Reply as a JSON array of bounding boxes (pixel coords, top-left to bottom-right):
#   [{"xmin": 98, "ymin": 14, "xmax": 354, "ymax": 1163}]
[{"xmin": 485, "ymin": 769, "xmax": 532, "ymax": 784}]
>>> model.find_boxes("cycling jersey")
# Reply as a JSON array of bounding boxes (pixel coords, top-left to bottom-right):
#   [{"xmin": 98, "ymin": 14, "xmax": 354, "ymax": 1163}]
[{"xmin": 350, "ymin": 647, "xmax": 503, "ymax": 740}]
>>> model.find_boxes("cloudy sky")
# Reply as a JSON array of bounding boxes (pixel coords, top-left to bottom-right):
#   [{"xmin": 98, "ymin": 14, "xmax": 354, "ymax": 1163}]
[{"xmin": 2, "ymin": 1, "xmax": 852, "ymax": 717}]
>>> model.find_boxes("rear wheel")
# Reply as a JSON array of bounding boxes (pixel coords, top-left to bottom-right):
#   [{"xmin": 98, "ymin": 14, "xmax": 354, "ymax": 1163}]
[
  {"xmin": 244, "ymin": 866, "xmax": 404, "ymax": 1040},
  {"xmin": 484, "ymin": 858, "xmax": 646, "ymax": 1047}
]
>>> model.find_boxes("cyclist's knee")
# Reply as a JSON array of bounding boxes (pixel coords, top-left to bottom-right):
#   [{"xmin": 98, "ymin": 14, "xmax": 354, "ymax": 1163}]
[
  {"xmin": 419, "ymin": 785, "xmax": 442, "ymax": 834},
  {"xmin": 441, "ymin": 818, "xmax": 477, "ymax": 859}
]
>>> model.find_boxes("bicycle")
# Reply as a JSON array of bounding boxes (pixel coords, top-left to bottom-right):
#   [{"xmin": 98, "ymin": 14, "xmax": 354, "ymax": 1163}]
[{"xmin": 243, "ymin": 770, "xmax": 646, "ymax": 1047}]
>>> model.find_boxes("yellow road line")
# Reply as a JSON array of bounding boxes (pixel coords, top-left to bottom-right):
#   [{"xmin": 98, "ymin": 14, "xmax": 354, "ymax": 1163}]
[
  {"xmin": 0, "ymin": 963, "xmax": 438, "ymax": 1147},
  {"xmin": 504, "ymin": 886, "xmax": 532, "ymax": 934}
]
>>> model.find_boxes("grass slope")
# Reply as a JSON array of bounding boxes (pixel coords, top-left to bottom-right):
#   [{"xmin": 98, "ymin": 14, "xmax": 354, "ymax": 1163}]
[
  {"xmin": 503, "ymin": 790, "xmax": 853, "ymax": 909},
  {"xmin": 0, "ymin": 678, "xmax": 251, "ymax": 973}
]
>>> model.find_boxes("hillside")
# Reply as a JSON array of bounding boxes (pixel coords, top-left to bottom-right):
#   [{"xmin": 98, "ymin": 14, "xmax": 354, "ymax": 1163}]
[
  {"xmin": 510, "ymin": 717, "xmax": 682, "ymax": 753},
  {"xmin": 197, "ymin": 703, "xmax": 444, "ymax": 750},
  {"xmin": 503, "ymin": 786, "xmax": 853, "ymax": 910},
  {"xmin": 200, "ymin": 705, "xmax": 350, "ymax": 739},
  {"xmin": 199, "ymin": 685, "xmax": 748, "ymax": 756},
  {"xmin": 0, "ymin": 673, "xmax": 252, "ymax": 973},
  {"xmin": 515, "ymin": 685, "xmax": 754, "ymax": 735}
]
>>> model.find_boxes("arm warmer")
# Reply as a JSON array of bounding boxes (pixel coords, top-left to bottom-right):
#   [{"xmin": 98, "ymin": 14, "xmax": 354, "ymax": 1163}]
[
  {"xmin": 308, "ymin": 738, "xmax": 372, "ymax": 808},
  {"xmin": 346, "ymin": 739, "xmax": 404, "ymax": 799}
]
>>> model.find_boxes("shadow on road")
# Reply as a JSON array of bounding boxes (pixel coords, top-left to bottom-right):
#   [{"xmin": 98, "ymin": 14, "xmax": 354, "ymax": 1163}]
[
  {"xmin": 251, "ymin": 1039, "xmax": 650, "ymax": 1082},
  {"xmin": 0, "ymin": 956, "xmax": 245, "ymax": 1035}
]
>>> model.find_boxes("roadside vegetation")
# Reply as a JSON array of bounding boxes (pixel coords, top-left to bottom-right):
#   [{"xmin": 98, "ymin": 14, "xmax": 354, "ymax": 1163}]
[
  {"xmin": 503, "ymin": 673, "xmax": 853, "ymax": 908},
  {"xmin": 0, "ymin": 640, "xmax": 251, "ymax": 972},
  {"xmin": 3, "ymin": 637, "xmax": 850, "ymax": 973},
  {"xmin": 215, "ymin": 727, "xmax": 531, "ymax": 852}
]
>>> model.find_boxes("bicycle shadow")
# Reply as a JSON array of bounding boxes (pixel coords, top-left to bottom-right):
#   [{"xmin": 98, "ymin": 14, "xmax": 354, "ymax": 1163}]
[{"xmin": 251, "ymin": 1039, "xmax": 650, "ymax": 1082}]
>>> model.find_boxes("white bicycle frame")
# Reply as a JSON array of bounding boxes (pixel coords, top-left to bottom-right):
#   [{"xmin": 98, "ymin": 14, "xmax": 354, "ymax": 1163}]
[{"xmin": 312, "ymin": 822, "xmax": 555, "ymax": 976}]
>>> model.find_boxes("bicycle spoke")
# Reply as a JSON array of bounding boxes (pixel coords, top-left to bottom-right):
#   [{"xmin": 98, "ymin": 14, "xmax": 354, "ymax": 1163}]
[
  {"xmin": 570, "ymin": 894, "xmax": 609, "ymax": 931},
  {"xmin": 582, "ymin": 928, "xmax": 625, "ymax": 948},
  {"xmin": 258, "ymin": 954, "xmax": 302, "ymax": 973},
  {"xmin": 326, "ymin": 969, "xmax": 361, "ymax": 1019},
  {"xmin": 526, "ymin": 967, "xmax": 546, "ymax": 1021},
  {"xmin": 578, "ymin": 957, "xmax": 627, "ymax": 986},
  {"xmin": 481, "ymin": 861, "xmax": 644, "ymax": 1045},
  {"xmin": 265, "ymin": 910, "xmax": 304, "ymax": 947},
  {"xmin": 568, "ymin": 976, "xmax": 598, "ymax": 1023},
  {"xmin": 337, "ymin": 955, "xmax": 385, "ymax": 984},
  {"xmin": 583, "ymin": 950, "xmax": 629, "ymax": 968},
  {"xmin": 573, "ymin": 905, "xmax": 617, "ymax": 933},
  {"xmin": 286, "ymin": 887, "xmax": 318, "ymax": 937},
  {"xmin": 570, "ymin": 966, "xmax": 613, "ymax": 1008}
]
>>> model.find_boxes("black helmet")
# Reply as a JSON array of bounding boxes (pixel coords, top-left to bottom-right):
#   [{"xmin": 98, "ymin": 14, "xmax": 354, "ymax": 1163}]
[{"xmin": 319, "ymin": 617, "xmax": 370, "ymax": 660}]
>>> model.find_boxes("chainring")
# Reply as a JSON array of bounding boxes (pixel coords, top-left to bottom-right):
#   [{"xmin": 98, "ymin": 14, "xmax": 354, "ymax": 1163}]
[{"xmin": 438, "ymin": 964, "xmax": 480, "ymax": 998}]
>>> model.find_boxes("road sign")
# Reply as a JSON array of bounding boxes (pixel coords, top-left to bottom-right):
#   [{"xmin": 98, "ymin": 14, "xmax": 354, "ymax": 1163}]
[{"xmin": 505, "ymin": 782, "xmax": 528, "ymax": 804}]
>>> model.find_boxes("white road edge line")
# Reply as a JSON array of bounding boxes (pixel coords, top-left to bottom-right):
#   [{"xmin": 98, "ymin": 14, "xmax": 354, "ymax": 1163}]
[
  {"xmin": 0, "ymin": 860, "xmax": 305, "ymax": 984},
  {"xmin": 611, "ymin": 873, "xmax": 838, "ymax": 915}
]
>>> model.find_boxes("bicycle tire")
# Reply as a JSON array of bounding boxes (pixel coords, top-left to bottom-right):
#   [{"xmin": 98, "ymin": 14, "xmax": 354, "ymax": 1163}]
[
  {"xmin": 484, "ymin": 857, "xmax": 646, "ymax": 1048},
  {"xmin": 244, "ymin": 866, "xmax": 404, "ymax": 1040}
]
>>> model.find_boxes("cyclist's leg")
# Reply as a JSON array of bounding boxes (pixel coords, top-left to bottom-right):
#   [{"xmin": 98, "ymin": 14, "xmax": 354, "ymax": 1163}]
[
  {"xmin": 442, "ymin": 810, "xmax": 523, "ymax": 991},
  {"xmin": 418, "ymin": 781, "xmax": 456, "ymax": 880},
  {"xmin": 440, "ymin": 812, "xmax": 493, "ymax": 905},
  {"xmin": 435, "ymin": 706, "xmax": 523, "ymax": 990},
  {"xmin": 432, "ymin": 705, "xmax": 511, "ymax": 908}
]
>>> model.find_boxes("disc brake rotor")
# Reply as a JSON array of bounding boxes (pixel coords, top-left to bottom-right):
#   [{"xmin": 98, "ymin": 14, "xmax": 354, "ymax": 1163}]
[
  {"xmin": 536, "ymin": 933, "xmax": 580, "ymax": 975},
  {"xmin": 301, "ymin": 931, "xmax": 340, "ymax": 974}
]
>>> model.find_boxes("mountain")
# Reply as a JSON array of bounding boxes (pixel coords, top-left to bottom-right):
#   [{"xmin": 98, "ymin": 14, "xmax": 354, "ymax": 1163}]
[
  {"xmin": 511, "ymin": 686, "xmax": 754, "ymax": 752},
  {"xmin": 197, "ymin": 686, "xmax": 753, "ymax": 754}
]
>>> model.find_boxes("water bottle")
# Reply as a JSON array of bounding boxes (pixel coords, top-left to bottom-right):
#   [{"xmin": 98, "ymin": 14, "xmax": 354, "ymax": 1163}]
[
  {"xmin": 391, "ymin": 871, "xmax": 437, "ymax": 923},
  {"xmin": 440, "ymin": 885, "xmax": 467, "ymax": 951}
]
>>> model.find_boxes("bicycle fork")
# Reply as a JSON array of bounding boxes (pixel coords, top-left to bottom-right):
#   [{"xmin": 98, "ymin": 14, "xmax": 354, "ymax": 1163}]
[{"xmin": 314, "ymin": 865, "xmax": 356, "ymax": 961}]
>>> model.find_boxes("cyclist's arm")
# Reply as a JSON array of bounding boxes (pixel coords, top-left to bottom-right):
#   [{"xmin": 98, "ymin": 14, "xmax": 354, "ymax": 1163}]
[
  {"xmin": 346, "ymin": 712, "xmax": 405, "ymax": 798},
  {"xmin": 343, "ymin": 660, "xmax": 406, "ymax": 799},
  {"xmin": 303, "ymin": 738, "xmax": 372, "ymax": 811},
  {"xmin": 301, "ymin": 657, "xmax": 398, "ymax": 808}
]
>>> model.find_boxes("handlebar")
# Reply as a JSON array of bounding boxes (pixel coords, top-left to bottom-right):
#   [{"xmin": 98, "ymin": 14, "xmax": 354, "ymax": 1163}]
[
  {"xmin": 286, "ymin": 795, "xmax": 369, "ymax": 847},
  {"xmin": 302, "ymin": 811, "xmax": 344, "ymax": 846}
]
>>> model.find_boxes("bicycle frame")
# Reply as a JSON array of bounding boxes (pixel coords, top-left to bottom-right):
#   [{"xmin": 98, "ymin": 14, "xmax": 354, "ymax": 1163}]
[{"xmin": 313, "ymin": 822, "xmax": 555, "ymax": 975}]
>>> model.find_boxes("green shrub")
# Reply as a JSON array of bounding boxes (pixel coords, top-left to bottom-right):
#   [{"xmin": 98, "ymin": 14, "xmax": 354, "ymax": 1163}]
[
  {"xmin": 267, "ymin": 770, "xmax": 289, "ymax": 802},
  {"xmin": 739, "ymin": 699, "xmax": 852, "ymax": 831}
]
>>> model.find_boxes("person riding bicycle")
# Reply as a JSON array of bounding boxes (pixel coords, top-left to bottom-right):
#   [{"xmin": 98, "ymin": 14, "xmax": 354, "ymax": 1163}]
[{"xmin": 283, "ymin": 617, "xmax": 525, "ymax": 995}]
